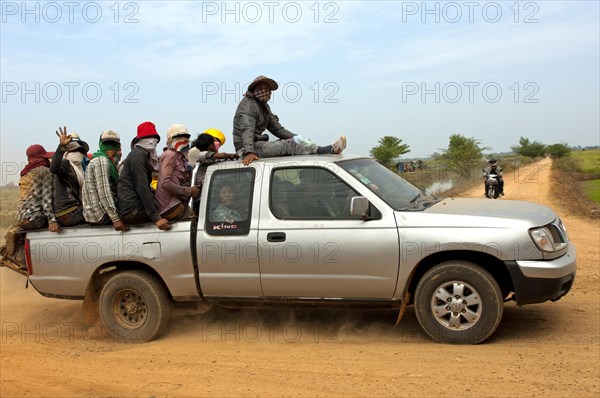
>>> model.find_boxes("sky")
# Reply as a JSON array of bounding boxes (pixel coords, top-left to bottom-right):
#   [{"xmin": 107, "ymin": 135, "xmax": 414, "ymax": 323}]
[{"xmin": 1, "ymin": 0, "xmax": 599, "ymax": 184}]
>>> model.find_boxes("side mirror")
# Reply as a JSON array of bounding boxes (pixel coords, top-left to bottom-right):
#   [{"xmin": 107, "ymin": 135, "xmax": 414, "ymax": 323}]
[{"xmin": 350, "ymin": 196, "xmax": 369, "ymax": 219}]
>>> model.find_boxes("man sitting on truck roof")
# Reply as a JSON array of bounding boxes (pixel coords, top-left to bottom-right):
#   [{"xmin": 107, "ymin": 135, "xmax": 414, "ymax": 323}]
[
  {"xmin": 82, "ymin": 130, "xmax": 128, "ymax": 231},
  {"xmin": 233, "ymin": 75, "xmax": 347, "ymax": 165},
  {"xmin": 0, "ymin": 144, "xmax": 58, "ymax": 265},
  {"xmin": 117, "ymin": 122, "xmax": 170, "ymax": 231}
]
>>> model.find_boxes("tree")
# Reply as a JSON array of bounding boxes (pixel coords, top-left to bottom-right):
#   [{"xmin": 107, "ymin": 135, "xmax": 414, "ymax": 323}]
[
  {"xmin": 370, "ymin": 136, "xmax": 410, "ymax": 167},
  {"xmin": 440, "ymin": 134, "xmax": 489, "ymax": 176},
  {"xmin": 511, "ymin": 137, "xmax": 546, "ymax": 158},
  {"xmin": 546, "ymin": 143, "xmax": 571, "ymax": 158}
]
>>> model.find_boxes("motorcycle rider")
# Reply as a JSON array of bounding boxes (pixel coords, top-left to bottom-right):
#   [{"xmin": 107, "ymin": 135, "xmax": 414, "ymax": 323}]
[{"xmin": 484, "ymin": 158, "xmax": 504, "ymax": 197}]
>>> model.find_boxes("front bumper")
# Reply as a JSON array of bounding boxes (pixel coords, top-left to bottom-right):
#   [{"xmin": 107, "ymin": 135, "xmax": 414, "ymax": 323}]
[{"xmin": 506, "ymin": 243, "xmax": 576, "ymax": 306}]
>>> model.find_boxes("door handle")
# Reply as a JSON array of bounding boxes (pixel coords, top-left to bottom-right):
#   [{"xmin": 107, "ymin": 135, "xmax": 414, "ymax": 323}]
[{"xmin": 267, "ymin": 232, "xmax": 286, "ymax": 242}]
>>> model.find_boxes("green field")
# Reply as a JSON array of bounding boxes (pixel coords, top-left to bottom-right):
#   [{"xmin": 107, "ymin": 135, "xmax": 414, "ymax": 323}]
[
  {"xmin": 581, "ymin": 179, "xmax": 600, "ymax": 203},
  {"xmin": 572, "ymin": 149, "xmax": 600, "ymax": 174},
  {"xmin": 571, "ymin": 149, "xmax": 600, "ymax": 204}
]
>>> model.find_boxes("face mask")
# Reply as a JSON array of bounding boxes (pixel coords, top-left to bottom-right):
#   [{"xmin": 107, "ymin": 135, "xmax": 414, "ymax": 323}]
[
  {"xmin": 213, "ymin": 140, "xmax": 221, "ymax": 152},
  {"xmin": 136, "ymin": 138, "xmax": 159, "ymax": 151},
  {"xmin": 65, "ymin": 151, "xmax": 86, "ymax": 164}
]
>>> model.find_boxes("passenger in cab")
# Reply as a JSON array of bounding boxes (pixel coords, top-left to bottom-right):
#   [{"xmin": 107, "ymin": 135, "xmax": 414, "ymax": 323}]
[
  {"xmin": 211, "ymin": 184, "xmax": 243, "ymax": 223},
  {"xmin": 82, "ymin": 130, "xmax": 128, "ymax": 231}
]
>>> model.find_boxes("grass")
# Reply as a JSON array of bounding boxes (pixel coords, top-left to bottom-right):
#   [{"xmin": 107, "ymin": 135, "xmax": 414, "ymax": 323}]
[
  {"xmin": 572, "ymin": 149, "xmax": 600, "ymax": 175},
  {"xmin": 581, "ymin": 179, "xmax": 600, "ymax": 203},
  {"xmin": 551, "ymin": 150, "xmax": 600, "ymax": 215}
]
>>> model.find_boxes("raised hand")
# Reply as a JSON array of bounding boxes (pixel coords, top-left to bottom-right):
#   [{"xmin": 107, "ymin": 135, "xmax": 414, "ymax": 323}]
[{"xmin": 55, "ymin": 126, "xmax": 71, "ymax": 147}]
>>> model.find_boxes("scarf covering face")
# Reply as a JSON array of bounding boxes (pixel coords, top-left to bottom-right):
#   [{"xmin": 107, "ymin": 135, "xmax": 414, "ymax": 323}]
[
  {"xmin": 65, "ymin": 151, "xmax": 85, "ymax": 188},
  {"xmin": 21, "ymin": 157, "xmax": 50, "ymax": 177},
  {"xmin": 92, "ymin": 142, "xmax": 120, "ymax": 182},
  {"xmin": 245, "ymin": 86, "xmax": 272, "ymax": 102},
  {"xmin": 169, "ymin": 136, "xmax": 190, "ymax": 152},
  {"xmin": 253, "ymin": 86, "xmax": 272, "ymax": 102},
  {"xmin": 136, "ymin": 138, "xmax": 159, "ymax": 171}
]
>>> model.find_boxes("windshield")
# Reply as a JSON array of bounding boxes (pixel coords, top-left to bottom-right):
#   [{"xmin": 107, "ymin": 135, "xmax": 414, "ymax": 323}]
[{"xmin": 339, "ymin": 158, "xmax": 435, "ymax": 211}]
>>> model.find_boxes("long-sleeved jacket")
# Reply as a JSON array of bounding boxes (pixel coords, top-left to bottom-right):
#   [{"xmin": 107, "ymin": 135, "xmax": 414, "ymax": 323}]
[
  {"xmin": 155, "ymin": 149, "xmax": 192, "ymax": 215},
  {"xmin": 117, "ymin": 146, "xmax": 160, "ymax": 223},
  {"xmin": 82, "ymin": 156, "xmax": 120, "ymax": 224},
  {"xmin": 50, "ymin": 146, "xmax": 82, "ymax": 215},
  {"xmin": 16, "ymin": 166, "xmax": 56, "ymax": 224},
  {"xmin": 233, "ymin": 96, "xmax": 294, "ymax": 155}
]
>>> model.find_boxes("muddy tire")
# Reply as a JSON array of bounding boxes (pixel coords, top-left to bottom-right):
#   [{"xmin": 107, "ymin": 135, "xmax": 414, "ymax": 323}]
[
  {"xmin": 99, "ymin": 270, "xmax": 172, "ymax": 343},
  {"xmin": 414, "ymin": 261, "xmax": 503, "ymax": 344}
]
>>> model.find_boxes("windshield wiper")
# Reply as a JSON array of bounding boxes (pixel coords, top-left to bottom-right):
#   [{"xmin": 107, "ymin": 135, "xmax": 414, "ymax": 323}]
[{"xmin": 409, "ymin": 193, "xmax": 422, "ymax": 204}]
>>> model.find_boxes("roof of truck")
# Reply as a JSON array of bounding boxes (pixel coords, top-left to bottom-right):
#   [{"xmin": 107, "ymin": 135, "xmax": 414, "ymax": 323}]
[{"xmin": 207, "ymin": 153, "xmax": 368, "ymax": 169}]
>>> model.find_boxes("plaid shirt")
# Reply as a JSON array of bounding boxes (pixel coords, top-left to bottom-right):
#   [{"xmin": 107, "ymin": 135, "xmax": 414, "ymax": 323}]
[
  {"xmin": 82, "ymin": 156, "xmax": 120, "ymax": 224},
  {"xmin": 16, "ymin": 166, "xmax": 56, "ymax": 224}
]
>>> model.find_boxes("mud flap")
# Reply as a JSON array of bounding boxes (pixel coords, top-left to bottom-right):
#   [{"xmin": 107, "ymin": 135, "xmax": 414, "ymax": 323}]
[
  {"xmin": 81, "ymin": 279, "xmax": 101, "ymax": 324},
  {"xmin": 395, "ymin": 290, "xmax": 411, "ymax": 326}
]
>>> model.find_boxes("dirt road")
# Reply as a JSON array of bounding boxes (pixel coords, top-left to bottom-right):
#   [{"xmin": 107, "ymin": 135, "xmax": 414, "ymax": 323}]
[{"xmin": 1, "ymin": 158, "xmax": 598, "ymax": 397}]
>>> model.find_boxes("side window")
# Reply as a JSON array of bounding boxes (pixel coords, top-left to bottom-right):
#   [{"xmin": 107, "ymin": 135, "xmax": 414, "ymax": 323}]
[
  {"xmin": 205, "ymin": 169, "xmax": 254, "ymax": 235},
  {"xmin": 271, "ymin": 167, "xmax": 358, "ymax": 220}
]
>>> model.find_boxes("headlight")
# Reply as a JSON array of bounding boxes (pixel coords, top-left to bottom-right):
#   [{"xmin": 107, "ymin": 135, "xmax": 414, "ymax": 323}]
[{"xmin": 529, "ymin": 224, "xmax": 567, "ymax": 253}]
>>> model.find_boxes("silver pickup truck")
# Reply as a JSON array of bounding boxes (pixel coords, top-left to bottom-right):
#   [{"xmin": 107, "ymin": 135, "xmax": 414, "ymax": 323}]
[{"xmin": 1, "ymin": 154, "xmax": 576, "ymax": 344}]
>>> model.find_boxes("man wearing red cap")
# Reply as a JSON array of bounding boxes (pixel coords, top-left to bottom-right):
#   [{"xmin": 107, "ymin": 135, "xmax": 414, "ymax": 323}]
[
  {"xmin": 117, "ymin": 122, "xmax": 171, "ymax": 230},
  {"xmin": 0, "ymin": 144, "xmax": 59, "ymax": 265},
  {"xmin": 233, "ymin": 75, "xmax": 347, "ymax": 165}
]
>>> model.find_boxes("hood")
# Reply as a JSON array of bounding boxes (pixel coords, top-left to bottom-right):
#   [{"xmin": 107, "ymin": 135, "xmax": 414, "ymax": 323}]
[{"xmin": 417, "ymin": 198, "xmax": 557, "ymax": 228}]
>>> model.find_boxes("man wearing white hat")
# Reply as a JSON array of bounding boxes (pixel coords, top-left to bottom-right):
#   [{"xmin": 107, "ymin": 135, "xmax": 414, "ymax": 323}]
[
  {"xmin": 155, "ymin": 124, "xmax": 200, "ymax": 221},
  {"xmin": 81, "ymin": 129, "xmax": 128, "ymax": 231}
]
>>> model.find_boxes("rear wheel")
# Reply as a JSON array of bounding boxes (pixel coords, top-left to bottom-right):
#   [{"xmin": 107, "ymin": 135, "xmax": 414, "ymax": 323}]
[
  {"xmin": 99, "ymin": 270, "xmax": 172, "ymax": 343},
  {"xmin": 414, "ymin": 261, "xmax": 503, "ymax": 344}
]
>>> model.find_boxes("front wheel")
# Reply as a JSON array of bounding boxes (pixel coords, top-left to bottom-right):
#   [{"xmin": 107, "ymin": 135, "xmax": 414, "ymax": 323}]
[
  {"xmin": 414, "ymin": 261, "xmax": 503, "ymax": 344},
  {"xmin": 99, "ymin": 270, "xmax": 172, "ymax": 343},
  {"xmin": 486, "ymin": 184, "xmax": 496, "ymax": 199}
]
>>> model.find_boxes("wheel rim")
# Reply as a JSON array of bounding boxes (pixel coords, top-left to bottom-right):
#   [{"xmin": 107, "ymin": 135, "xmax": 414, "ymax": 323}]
[
  {"xmin": 112, "ymin": 288, "xmax": 148, "ymax": 330},
  {"xmin": 431, "ymin": 280, "xmax": 482, "ymax": 330}
]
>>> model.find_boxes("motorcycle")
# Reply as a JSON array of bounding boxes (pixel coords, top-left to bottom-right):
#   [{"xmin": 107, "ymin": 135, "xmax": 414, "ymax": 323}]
[{"xmin": 483, "ymin": 171, "xmax": 500, "ymax": 199}]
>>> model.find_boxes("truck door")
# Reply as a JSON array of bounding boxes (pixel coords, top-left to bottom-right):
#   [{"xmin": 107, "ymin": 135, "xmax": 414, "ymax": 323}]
[
  {"xmin": 258, "ymin": 166, "xmax": 400, "ymax": 299},
  {"xmin": 196, "ymin": 167, "xmax": 262, "ymax": 297}
]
